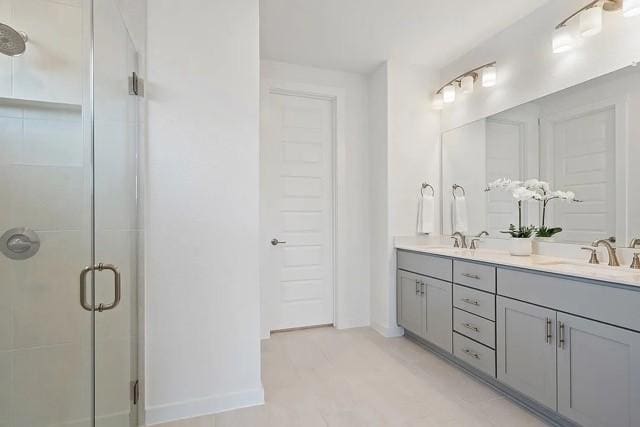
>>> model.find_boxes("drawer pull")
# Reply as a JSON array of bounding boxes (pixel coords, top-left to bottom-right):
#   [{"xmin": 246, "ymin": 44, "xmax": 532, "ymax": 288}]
[
  {"xmin": 462, "ymin": 273, "xmax": 481, "ymax": 280},
  {"xmin": 462, "ymin": 348, "xmax": 480, "ymax": 359},
  {"xmin": 462, "ymin": 322, "xmax": 479, "ymax": 333},
  {"xmin": 461, "ymin": 298, "xmax": 480, "ymax": 306},
  {"xmin": 545, "ymin": 318, "xmax": 552, "ymax": 344}
]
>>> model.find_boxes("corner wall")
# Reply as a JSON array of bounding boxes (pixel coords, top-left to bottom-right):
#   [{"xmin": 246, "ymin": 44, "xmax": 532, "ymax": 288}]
[
  {"xmin": 145, "ymin": 0, "xmax": 263, "ymax": 424},
  {"xmin": 369, "ymin": 61, "xmax": 441, "ymax": 336}
]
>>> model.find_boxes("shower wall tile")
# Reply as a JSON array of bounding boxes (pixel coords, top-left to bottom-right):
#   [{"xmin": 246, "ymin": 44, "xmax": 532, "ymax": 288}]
[
  {"xmin": 95, "ymin": 338, "xmax": 132, "ymax": 419},
  {"xmin": 22, "ymin": 117, "xmax": 83, "ymax": 167},
  {"xmin": 0, "ymin": 117, "xmax": 22, "ymax": 165},
  {"xmin": 11, "ymin": 0, "xmax": 82, "ymax": 104},
  {"xmin": 12, "ymin": 231, "xmax": 90, "ymax": 349},
  {"xmin": 11, "ymin": 343, "xmax": 91, "ymax": 426},
  {"xmin": 0, "ymin": 255, "xmax": 14, "ymax": 351},
  {"xmin": 0, "ymin": 351, "xmax": 10, "ymax": 426}
]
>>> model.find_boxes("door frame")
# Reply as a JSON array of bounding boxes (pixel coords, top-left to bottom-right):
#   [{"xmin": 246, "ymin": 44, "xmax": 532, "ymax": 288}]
[{"xmin": 259, "ymin": 80, "xmax": 345, "ymax": 338}]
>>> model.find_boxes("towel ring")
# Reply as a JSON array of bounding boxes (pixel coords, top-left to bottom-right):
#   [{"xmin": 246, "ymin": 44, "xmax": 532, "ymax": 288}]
[
  {"xmin": 420, "ymin": 183, "xmax": 435, "ymax": 197},
  {"xmin": 452, "ymin": 184, "xmax": 466, "ymax": 198}
]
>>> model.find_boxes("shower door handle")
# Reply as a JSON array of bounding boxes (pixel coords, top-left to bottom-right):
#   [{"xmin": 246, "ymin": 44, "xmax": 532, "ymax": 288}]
[{"xmin": 80, "ymin": 263, "xmax": 122, "ymax": 312}]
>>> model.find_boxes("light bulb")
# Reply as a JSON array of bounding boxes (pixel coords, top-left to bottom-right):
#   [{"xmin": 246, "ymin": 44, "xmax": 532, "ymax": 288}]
[
  {"xmin": 460, "ymin": 75, "xmax": 475, "ymax": 94},
  {"xmin": 431, "ymin": 93, "xmax": 444, "ymax": 110},
  {"xmin": 624, "ymin": 0, "xmax": 640, "ymax": 17},
  {"xmin": 482, "ymin": 66, "xmax": 497, "ymax": 88},
  {"xmin": 443, "ymin": 84, "xmax": 456, "ymax": 103},
  {"xmin": 553, "ymin": 25, "xmax": 574, "ymax": 53},
  {"xmin": 580, "ymin": 6, "xmax": 602, "ymax": 37}
]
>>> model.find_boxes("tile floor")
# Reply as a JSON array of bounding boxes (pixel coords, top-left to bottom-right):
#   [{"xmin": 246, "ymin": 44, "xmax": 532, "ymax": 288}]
[{"xmin": 157, "ymin": 327, "xmax": 550, "ymax": 427}]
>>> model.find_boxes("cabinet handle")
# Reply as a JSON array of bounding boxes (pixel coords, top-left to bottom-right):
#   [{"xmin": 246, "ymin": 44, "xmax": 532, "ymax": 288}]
[
  {"xmin": 558, "ymin": 322, "xmax": 565, "ymax": 349},
  {"xmin": 420, "ymin": 282, "xmax": 425, "ymax": 296},
  {"xmin": 545, "ymin": 318, "xmax": 552, "ymax": 344},
  {"xmin": 461, "ymin": 298, "xmax": 480, "ymax": 306},
  {"xmin": 462, "ymin": 322, "xmax": 479, "ymax": 332},
  {"xmin": 415, "ymin": 280, "xmax": 420, "ymax": 295},
  {"xmin": 462, "ymin": 348, "xmax": 480, "ymax": 359},
  {"xmin": 462, "ymin": 273, "xmax": 481, "ymax": 280}
]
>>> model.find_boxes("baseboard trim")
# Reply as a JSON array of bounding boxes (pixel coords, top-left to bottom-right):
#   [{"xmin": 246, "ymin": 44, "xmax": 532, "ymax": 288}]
[
  {"xmin": 371, "ymin": 322, "xmax": 404, "ymax": 338},
  {"xmin": 145, "ymin": 386, "xmax": 264, "ymax": 426}
]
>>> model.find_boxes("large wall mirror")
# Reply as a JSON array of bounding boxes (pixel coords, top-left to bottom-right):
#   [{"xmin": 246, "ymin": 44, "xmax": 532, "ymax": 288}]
[{"xmin": 442, "ymin": 65, "xmax": 640, "ymax": 246}]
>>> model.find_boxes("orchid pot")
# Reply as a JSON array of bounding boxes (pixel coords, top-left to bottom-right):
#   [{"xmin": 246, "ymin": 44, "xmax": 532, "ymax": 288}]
[{"xmin": 510, "ymin": 237, "xmax": 533, "ymax": 256}]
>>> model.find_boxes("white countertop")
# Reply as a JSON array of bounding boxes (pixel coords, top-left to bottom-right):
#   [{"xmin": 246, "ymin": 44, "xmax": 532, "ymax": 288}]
[{"xmin": 395, "ymin": 243, "xmax": 640, "ymax": 289}]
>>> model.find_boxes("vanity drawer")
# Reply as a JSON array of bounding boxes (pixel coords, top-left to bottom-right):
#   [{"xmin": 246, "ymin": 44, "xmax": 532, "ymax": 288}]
[
  {"xmin": 453, "ymin": 260, "xmax": 496, "ymax": 293},
  {"xmin": 397, "ymin": 250, "xmax": 452, "ymax": 282},
  {"xmin": 454, "ymin": 308, "xmax": 495, "ymax": 348},
  {"xmin": 453, "ymin": 285, "xmax": 495, "ymax": 321},
  {"xmin": 453, "ymin": 332, "xmax": 496, "ymax": 377}
]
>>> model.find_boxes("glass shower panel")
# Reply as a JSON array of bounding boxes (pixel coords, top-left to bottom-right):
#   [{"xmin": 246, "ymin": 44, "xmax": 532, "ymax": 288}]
[
  {"xmin": 0, "ymin": 0, "xmax": 92, "ymax": 425},
  {"xmin": 93, "ymin": 0, "xmax": 141, "ymax": 426}
]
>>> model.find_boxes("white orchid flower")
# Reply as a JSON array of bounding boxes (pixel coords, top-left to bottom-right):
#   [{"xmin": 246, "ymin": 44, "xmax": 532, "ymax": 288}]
[{"xmin": 512, "ymin": 186, "xmax": 538, "ymax": 201}]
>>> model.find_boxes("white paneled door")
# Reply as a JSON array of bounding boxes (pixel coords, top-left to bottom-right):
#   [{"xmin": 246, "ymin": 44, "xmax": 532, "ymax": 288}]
[{"xmin": 261, "ymin": 90, "xmax": 334, "ymax": 332}]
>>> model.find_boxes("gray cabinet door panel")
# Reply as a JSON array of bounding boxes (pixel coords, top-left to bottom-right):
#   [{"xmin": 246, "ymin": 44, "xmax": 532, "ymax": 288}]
[
  {"xmin": 453, "ymin": 285, "xmax": 496, "ymax": 320},
  {"xmin": 397, "ymin": 270, "xmax": 426, "ymax": 339},
  {"xmin": 425, "ymin": 277, "xmax": 453, "ymax": 353},
  {"xmin": 496, "ymin": 296, "xmax": 557, "ymax": 411},
  {"xmin": 453, "ymin": 332, "xmax": 496, "ymax": 377},
  {"xmin": 454, "ymin": 308, "xmax": 495, "ymax": 348},
  {"xmin": 557, "ymin": 313, "xmax": 640, "ymax": 427}
]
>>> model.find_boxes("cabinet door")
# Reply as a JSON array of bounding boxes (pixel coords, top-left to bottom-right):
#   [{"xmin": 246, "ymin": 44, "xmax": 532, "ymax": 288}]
[
  {"xmin": 425, "ymin": 277, "xmax": 452, "ymax": 353},
  {"xmin": 496, "ymin": 297, "xmax": 557, "ymax": 410},
  {"xmin": 397, "ymin": 270, "xmax": 426, "ymax": 338},
  {"xmin": 557, "ymin": 313, "xmax": 640, "ymax": 427}
]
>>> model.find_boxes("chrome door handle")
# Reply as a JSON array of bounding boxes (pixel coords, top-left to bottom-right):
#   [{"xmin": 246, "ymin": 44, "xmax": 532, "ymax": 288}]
[
  {"xmin": 420, "ymin": 282, "xmax": 425, "ymax": 296},
  {"xmin": 462, "ymin": 273, "xmax": 481, "ymax": 280},
  {"xmin": 462, "ymin": 322, "xmax": 479, "ymax": 332},
  {"xmin": 271, "ymin": 238, "xmax": 287, "ymax": 246},
  {"xmin": 461, "ymin": 298, "xmax": 480, "ymax": 306},
  {"xmin": 462, "ymin": 348, "xmax": 480, "ymax": 359},
  {"xmin": 415, "ymin": 280, "xmax": 420, "ymax": 295},
  {"xmin": 545, "ymin": 318, "xmax": 553, "ymax": 344},
  {"xmin": 80, "ymin": 263, "xmax": 122, "ymax": 312},
  {"xmin": 558, "ymin": 322, "xmax": 565, "ymax": 349}
]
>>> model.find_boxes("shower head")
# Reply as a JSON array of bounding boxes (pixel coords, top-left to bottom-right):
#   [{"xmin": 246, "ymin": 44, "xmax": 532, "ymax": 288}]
[{"xmin": 0, "ymin": 23, "xmax": 27, "ymax": 57}]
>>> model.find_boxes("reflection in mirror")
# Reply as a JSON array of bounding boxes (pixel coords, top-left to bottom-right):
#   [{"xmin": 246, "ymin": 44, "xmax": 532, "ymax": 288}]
[{"xmin": 442, "ymin": 65, "xmax": 640, "ymax": 246}]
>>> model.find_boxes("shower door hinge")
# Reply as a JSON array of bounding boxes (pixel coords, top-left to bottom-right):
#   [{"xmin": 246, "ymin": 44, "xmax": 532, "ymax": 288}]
[
  {"xmin": 131, "ymin": 379, "xmax": 140, "ymax": 405},
  {"xmin": 128, "ymin": 72, "xmax": 144, "ymax": 97}
]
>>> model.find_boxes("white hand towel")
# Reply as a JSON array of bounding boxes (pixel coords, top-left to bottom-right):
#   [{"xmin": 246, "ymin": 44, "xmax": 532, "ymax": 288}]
[
  {"xmin": 452, "ymin": 196, "xmax": 469, "ymax": 233},
  {"xmin": 417, "ymin": 194, "xmax": 435, "ymax": 234}
]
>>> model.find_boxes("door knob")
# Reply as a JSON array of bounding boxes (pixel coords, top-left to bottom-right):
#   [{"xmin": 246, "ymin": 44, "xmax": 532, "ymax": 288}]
[{"xmin": 271, "ymin": 239, "xmax": 287, "ymax": 246}]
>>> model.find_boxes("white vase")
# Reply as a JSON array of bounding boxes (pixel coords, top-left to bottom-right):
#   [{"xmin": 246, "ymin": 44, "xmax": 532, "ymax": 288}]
[
  {"xmin": 510, "ymin": 238, "xmax": 532, "ymax": 256},
  {"xmin": 534, "ymin": 236, "xmax": 556, "ymax": 243}
]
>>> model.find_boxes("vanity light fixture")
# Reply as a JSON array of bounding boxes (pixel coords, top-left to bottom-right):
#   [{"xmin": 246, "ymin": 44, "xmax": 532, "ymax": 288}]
[
  {"xmin": 431, "ymin": 62, "xmax": 497, "ymax": 110},
  {"xmin": 554, "ymin": 0, "xmax": 637, "ymax": 54},
  {"xmin": 443, "ymin": 84, "xmax": 456, "ymax": 103}
]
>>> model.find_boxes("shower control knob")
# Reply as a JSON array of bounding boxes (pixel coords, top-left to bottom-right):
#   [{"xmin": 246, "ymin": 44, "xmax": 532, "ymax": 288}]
[
  {"xmin": 1, "ymin": 227, "xmax": 40, "ymax": 260},
  {"xmin": 271, "ymin": 238, "xmax": 287, "ymax": 246}
]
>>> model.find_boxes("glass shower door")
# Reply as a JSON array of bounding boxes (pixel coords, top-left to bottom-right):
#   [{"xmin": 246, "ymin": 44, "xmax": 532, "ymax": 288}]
[
  {"xmin": 0, "ymin": 0, "xmax": 140, "ymax": 425},
  {"xmin": 93, "ymin": 0, "xmax": 141, "ymax": 426}
]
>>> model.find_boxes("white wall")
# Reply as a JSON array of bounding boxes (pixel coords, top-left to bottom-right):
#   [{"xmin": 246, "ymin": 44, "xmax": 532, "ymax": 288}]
[
  {"xmin": 440, "ymin": 0, "xmax": 640, "ymax": 132},
  {"xmin": 369, "ymin": 61, "xmax": 441, "ymax": 336},
  {"xmin": 368, "ymin": 62, "xmax": 390, "ymax": 335},
  {"xmin": 260, "ymin": 60, "xmax": 371, "ymax": 334},
  {"xmin": 145, "ymin": 0, "xmax": 262, "ymax": 424}
]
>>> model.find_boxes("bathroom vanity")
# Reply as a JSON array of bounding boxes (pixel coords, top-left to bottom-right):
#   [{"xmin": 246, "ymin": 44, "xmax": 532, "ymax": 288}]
[{"xmin": 396, "ymin": 245, "xmax": 640, "ymax": 427}]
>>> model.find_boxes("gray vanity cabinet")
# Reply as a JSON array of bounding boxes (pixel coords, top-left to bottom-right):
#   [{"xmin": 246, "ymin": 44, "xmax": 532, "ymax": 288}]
[
  {"xmin": 496, "ymin": 297, "xmax": 557, "ymax": 410},
  {"xmin": 397, "ymin": 269, "xmax": 427, "ymax": 339},
  {"xmin": 397, "ymin": 267, "xmax": 452, "ymax": 353},
  {"xmin": 557, "ymin": 313, "xmax": 640, "ymax": 427}
]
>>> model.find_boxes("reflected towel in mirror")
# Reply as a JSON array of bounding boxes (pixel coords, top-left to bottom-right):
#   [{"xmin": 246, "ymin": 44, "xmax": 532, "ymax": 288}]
[{"xmin": 452, "ymin": 196, "xmax": 469, "ymax": 233}]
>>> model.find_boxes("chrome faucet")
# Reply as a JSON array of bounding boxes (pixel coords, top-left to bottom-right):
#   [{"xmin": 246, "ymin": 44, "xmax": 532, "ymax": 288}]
[
  {"xmin": 451, "ymin": 232, "xmax": 467, "ymax": 248},
  {"xmin": 591, "ymin": 239, "xmax": 620, "ymax": 267},
  {"xmin": 476, "ymin": 231, "xmax": 489, "ymax": 238},
  {"xmin": 630, "ymin": 238, "xmax": 640, "ymax": 249},
  {"xmin": 470, "ymin": 238, "xmax": 481, "ymax": 250}
]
